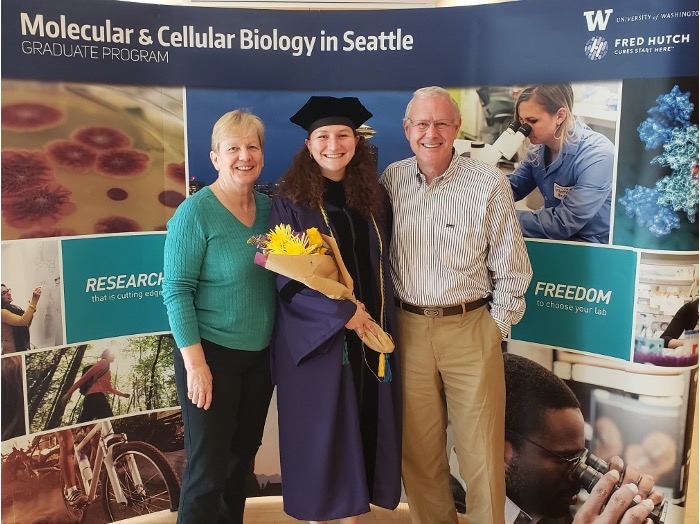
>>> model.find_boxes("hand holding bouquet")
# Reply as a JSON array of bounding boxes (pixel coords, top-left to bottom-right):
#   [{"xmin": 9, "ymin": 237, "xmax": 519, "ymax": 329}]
[{"xmin": 248, "ymin": 224, "xmax": 394, "ymax": 355}]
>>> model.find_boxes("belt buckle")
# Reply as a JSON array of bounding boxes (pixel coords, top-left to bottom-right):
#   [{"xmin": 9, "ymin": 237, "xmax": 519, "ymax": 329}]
[{"xmin": 423, "ymin": 307, "xmax": 442, "ymax": 318}]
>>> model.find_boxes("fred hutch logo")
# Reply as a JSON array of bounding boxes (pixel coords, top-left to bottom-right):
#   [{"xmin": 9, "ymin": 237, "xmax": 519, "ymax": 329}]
[{"xmin": 582, "ymin": 9, "xmax": 612, "ymax": 60}]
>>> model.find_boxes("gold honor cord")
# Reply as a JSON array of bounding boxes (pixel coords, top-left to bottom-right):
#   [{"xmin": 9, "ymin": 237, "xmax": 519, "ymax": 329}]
[{"xmin": 320, "ymin": 204, "xmax": 391, "ymax": 382}]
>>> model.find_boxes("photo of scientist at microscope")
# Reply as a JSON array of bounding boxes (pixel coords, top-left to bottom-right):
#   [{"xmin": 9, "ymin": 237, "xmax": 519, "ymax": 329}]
[
  {"xmin": 507, "ymin": 83, "xmax": 617, "ymax": 244},
  {"xmin": 448, "ymin": 352, "xmax": 669, "ymax": 523},
  {"xmin": 453, "ymin": 82, "xmax": 618, "ymax": 244}
]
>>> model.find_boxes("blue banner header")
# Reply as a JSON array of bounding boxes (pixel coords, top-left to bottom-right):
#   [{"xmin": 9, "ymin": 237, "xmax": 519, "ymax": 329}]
[{"xmin": 2, "ymin": 0, "xmax": 697, "ymax": 89}]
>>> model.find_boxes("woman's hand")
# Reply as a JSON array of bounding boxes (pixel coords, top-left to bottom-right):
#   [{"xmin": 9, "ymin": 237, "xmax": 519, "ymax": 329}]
[
  {"xmin": 345, "ymin": 302, "xmax": 377, "ymax": 339},
  {"xmin": 180, "ymin": 345, "xmax": 213, "ymax": 410},
  {"xmin": 345, "ymin": 302, "xmax": 366, "ymax": 332},
  {"xmin": 186, "ymin": 363, "xmax": 212, "ymax": 409},
  {"xmin": 28, "ymin": 286, "xmax": 42, "ymax": 310}
]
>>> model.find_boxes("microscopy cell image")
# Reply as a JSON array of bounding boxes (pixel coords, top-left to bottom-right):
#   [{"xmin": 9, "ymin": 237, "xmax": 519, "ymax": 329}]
[
  {"xmin": 2, "ymin": 184, "xmax": 77, "ymax": 229},
  {"xmin": 2, "ymin": 102, "xmax": 64, "ymax": 132},
  {"xmin": 72, "ymin": 126, "xmax": 133, "ymax": 150},
  {"xmin": 96, "ymin": 149, "xmax": 150, "ymax": 177},
  {"xmin": 157, "ymin": 190, "xmax": 186, "ymax": 208},
  {"xmin": 94, "ymin": 216, "xmax": 142, "ymax": 234},
  {"xmin": 106, "ymin": 188, "xmax": 129, "ymax": 201},
  {"xmin": 1, "ymin": 150, "xmax": 55, "ymax": 197},
  {"xmin": 1, "ymin": 81, "xmax": 186, "ymax": 240},
  {"xmin": 46, "ymin": 140, "xmax": 98, "ymax": 171},
  {"xmin": 613, "ymin": 77, "xmax": 698, "ymax": 251}
]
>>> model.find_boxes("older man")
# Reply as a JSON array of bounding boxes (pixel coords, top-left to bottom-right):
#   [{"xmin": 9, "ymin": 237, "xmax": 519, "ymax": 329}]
[{"xmin": 380, "ymin": 86, "xmax": 532, "ymax": 524}]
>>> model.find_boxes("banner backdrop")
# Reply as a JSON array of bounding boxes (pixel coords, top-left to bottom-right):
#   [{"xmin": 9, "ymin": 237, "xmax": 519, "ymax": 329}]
[
  {"xmin": 61, "ymin": 234, "xmax": 169, "ymax": 343},
  {"xmin": 1, "ymin": 0, "xmax": 697, "ymax": 522},
  {"xmin": 510, "ymin": 241, "xmax": 639, "ymax": 360},
  {"xmin": 2, "ymin": 0, "xmax": 697, "ymax": 88}
]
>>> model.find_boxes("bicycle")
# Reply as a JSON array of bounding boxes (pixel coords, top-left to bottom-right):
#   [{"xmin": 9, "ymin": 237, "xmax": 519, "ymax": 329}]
[{"xmin": 61, "ymin": 419, "xmax": 181, "ymax": 522}]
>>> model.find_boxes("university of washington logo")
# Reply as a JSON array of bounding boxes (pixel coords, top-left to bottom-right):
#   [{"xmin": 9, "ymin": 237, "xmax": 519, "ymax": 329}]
[
  {"xmin": 584, "ymin": 36, "xmax": 609, "ymax": 60},
  {"xmin": 583, "ymin": 9, "xmax": 614, "ymax": 31},
  {"xmin": 582, "ymin": 9, "xmax": 612, "ymax": 60}
]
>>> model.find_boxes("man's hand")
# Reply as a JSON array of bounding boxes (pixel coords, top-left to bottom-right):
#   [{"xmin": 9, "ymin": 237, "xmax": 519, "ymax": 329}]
[
  {"xmin": 572, "ymin": 469, "xmax": 658, "ymax": 524},
  {"xmin": 607, "ymin": 455, "xmax": 665, "ymax": 506}
]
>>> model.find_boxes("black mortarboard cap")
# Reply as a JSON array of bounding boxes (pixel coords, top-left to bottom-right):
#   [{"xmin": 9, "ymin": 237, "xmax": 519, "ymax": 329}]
[{"xmin": 290, "ymin": 96, "xmax": 373, "ymax": 134}]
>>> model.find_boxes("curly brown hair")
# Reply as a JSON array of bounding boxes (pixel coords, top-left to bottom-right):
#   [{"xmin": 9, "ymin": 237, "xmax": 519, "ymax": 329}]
[{"xmin": 275, "ymin": 136, "xmax": 383, "ymax": 219}]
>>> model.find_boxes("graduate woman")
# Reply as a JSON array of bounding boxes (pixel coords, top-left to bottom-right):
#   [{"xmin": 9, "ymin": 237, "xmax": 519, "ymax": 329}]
[{"xmin": 269, "ymin": 96, "xmax": 401, "ymax": 523}]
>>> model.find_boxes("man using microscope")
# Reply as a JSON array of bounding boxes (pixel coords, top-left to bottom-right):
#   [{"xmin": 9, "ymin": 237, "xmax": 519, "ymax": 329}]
[
  {"xmin": 502, "ymin": 353, "xmax": 665, "ymax": 524},
  {"xmin": 381, "ymin": 86, "xmax": 532, "ymax": 524}
]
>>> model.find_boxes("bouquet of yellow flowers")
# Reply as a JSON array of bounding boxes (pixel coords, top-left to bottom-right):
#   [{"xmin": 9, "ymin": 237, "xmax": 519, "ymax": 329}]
[{"xmin": 248, "ymin": 224, "xmax": 394, "ymax": 357}]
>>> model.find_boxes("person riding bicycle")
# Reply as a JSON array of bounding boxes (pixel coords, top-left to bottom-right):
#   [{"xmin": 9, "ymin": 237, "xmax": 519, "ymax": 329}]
[{"xmin": 57, "ymin": 429, "xmax": 89, "ymax": 509}]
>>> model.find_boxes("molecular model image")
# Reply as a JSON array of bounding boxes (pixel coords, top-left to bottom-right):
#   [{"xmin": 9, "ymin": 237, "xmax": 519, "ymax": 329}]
[{"xmin": 618, "ymin": 85, "xmax": 699, "ymax": 237}]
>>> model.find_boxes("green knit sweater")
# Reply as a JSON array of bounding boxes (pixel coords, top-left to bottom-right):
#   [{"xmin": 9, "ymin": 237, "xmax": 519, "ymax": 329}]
[{"xmin": 162, "ymin": 187, "xmax": 276, "ymax": 351}]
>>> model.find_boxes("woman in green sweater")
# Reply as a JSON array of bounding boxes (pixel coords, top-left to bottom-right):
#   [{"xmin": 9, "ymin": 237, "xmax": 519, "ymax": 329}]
[{"xmin": 162, "ymin": 109, "xmax": 276, "ymax": 524}]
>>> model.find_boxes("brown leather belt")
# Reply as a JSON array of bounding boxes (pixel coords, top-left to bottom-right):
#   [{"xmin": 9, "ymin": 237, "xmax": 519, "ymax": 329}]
[{"xmin": 394, "ymin": 297, "xmax": 490, "ymax": 317}]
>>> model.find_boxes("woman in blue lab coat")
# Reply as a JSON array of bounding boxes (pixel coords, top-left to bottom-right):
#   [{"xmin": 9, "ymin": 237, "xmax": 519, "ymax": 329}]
[{"xmin": 509, "ymin": 83, "xmax": 615, "ymax": 243}]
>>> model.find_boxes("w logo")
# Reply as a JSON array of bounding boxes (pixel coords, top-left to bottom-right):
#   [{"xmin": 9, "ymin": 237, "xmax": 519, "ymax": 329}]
[{"xmin": 583, "ymin": 9, "xmax": 613, "ymax": 31}]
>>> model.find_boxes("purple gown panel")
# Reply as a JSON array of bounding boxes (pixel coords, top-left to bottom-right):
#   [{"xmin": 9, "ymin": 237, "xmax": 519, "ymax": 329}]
[{"xmin": 268, "ymin": 195, "xmax": 401, "ymax": 521}]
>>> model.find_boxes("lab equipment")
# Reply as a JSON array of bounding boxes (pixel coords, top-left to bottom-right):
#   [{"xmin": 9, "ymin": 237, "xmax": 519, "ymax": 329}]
[
  {"xmin": 454, "ymin": 120, "xmax": 532, "ymax": 166},
  {"xmin": 568, "ymin": 448, "xmax": 668, "ymax": 524}
]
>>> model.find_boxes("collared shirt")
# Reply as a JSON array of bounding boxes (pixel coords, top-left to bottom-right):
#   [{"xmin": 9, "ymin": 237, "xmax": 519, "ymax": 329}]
[
  {"xmin": 509, "ymin": 119, "xmax": 614, "ymax": 243},
  {"xmin": 505, "ymin": 496, "xmax": 543, "ymax": 524},
  {"xmin": 380, "ymin": 151, "xmax": 532, "ymax": 337}
]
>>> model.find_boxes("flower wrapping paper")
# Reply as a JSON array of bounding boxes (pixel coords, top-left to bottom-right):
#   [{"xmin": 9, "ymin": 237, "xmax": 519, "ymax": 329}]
[{"xmin": 254, "ymin": 232, "xmax": 394, "ymax": 354}]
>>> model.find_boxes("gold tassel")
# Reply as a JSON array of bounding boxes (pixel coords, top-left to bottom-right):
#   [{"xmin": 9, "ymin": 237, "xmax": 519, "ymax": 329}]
[{"xmin": 378, "ymin": 352, "xmax": 385, "ymax": 378}]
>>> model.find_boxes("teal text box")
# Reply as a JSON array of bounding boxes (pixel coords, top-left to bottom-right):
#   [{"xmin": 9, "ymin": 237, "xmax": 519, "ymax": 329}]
[
  {"xmin": 62, "ymin": 234, "xmax": 169, "ymax": 343},
  {"xmin": 511, "ymin": 241, "xmax": 638, "ymax": 361}
]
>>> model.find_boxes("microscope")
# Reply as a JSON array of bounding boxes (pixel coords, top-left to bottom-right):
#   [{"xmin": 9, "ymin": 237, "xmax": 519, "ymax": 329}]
[
  {"xmin": 454, "ymin": 121, "xmax": 532, "ymax": 166},
  {"xmin": 569, "ymin": 449, "xmax": 669, "ymax": 524}
]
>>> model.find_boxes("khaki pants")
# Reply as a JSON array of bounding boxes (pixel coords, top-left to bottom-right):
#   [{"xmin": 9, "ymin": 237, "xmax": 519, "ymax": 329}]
[{"xmin": 398, "ymin": 305, "xmax": 506, "ymax": 524}]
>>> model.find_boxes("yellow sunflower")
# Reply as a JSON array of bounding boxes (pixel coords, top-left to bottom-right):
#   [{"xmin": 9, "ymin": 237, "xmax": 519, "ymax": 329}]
[
  {"xmin": 264, "ymin": 224, "xmax": 317, "ymax": 255},
  {"xmin": 305, "ymin": 227, "xmax": 329, "ymax": 255}
]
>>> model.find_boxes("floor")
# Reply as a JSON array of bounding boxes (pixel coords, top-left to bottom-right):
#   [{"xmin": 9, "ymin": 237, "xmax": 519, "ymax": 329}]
[
  {"xmin": 121, "ymin": 501, "xmax": 462, "ymax": 524},
  {"xmin": 123, "ymin": 397, "xmax": 698, "ymax": 523}
]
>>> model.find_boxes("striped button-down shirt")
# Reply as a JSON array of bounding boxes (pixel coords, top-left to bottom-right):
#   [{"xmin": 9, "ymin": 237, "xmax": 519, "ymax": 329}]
[{"xmin": 380, "ymin": 152, "xmax": 532, "ymax": 337}]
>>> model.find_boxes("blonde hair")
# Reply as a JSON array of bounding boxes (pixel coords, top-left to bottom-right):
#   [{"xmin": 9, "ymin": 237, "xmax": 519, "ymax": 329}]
[
  {"xmin": 211, "ymin": 110, "xmax": 265, "ymax": 152},
  {"xmin": 515, "ymin": 83, "xmax": 577, "ymax": 153}
]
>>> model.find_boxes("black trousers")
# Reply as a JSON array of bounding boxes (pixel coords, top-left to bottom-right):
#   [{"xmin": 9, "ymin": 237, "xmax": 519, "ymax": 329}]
[
  {"xmin": 174, "ymin": 340, "xmax": 273, "ymax": 524},
  {"xmin": 78, "ymin": 393, "xmax": 113, "ymax": 422}
]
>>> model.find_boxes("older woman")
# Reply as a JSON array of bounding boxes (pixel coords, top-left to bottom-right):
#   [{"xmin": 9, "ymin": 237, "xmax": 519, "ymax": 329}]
[
  {"xmin": 162, "ymin": 110, "xmax": 276, "ymax": 524},
  {"xmin": 269, "ymin": 96, "xmax": 401, "ymax": 524},
  {"xmin": 1, "ymin": 284, "xmax": 41, "ymax": 353},
  {"xmin": 509, "ymin": 83, "xmax": 615, "ymax": 243}
]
